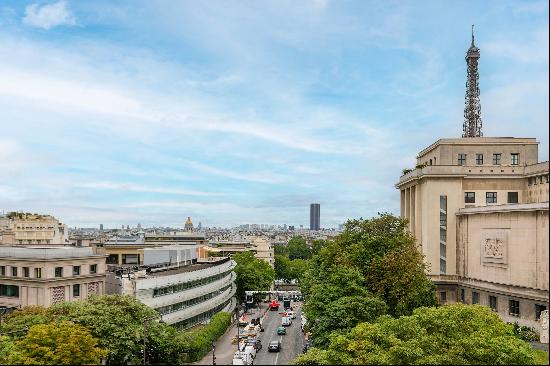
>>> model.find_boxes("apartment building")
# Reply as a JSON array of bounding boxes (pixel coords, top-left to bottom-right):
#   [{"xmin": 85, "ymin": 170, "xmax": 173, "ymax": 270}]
[
  {"xmin": 106, "ymin": 245, "xmax": 236, "ymax": 330},
  {"xmin": 0, "ymin": 212, "xmax": 69, "ymax": 245},
  {"xmin": 0, "ymin": 247, "xmax": 106, "ymax": 308}
]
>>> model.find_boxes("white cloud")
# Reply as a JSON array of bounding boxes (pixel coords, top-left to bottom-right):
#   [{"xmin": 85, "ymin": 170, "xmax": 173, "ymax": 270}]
[
  {"xmin": 74, "ymin": 181, "xmax": 222, "ymax": 197},
  {"xmin": 484, "ymin": 27, "xmax": 549, "ymax": 64},
  {"xmin": 23, "ymin": 0, "xmax": 75, "ymax": 30}
]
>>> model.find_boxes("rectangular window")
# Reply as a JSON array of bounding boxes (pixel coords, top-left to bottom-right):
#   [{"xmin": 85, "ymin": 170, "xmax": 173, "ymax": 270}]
[
  {"xmin": 536, "ymin": 304, "xmax": 547, "ymax": 320},
  {"xmin": 507, "ymin": 192, "xmax": 519, "ymax": 204},
  {"xmin": 11, "ymin": 267, "xmax": 17, "ymax": 277},
  {"xmin": 528, "ymin": 177, "xmax": 533, "ymax": 186},
  {"xmin": 489, "ymin": 296, "xmax": 497, "ymax": 311},
  {"xmin": 465, "ymin": 192, "xmax": 476, "ymax": 204},
  {"xmin": 106, "ymin": 254, "xmax": 119, "ymax": 264},
  {"xmin": 23, "ymin": 267, "xmax": 30, "ymax": 278},
  {"xmin": 476, "ymin": 153, "xmax": 483, "ymax": 165},
  {"xmin": 0, "ymin": 284, "xmax": 19, "ymax": 297},
  {"xmin": 472, "ymin": 292, "xmax": 480, "ymax": 304},
  {"xmin": 511, "ymin": 153, "xmax": 520, "ymax": 165},
  {"xmin": 493, "ymin": 153, "xmax": 501, "ymax": 165},
  {"xmin": 122, "ymin": 254, "xmax": 139, "ymax": 265},
  {"xmin": 34, "ymin": 268, "xmax": 42, "ymax": 279},
  {"xmin": 73, "ymin": 266, "xmax": 81, "ymax": 276},
  {"xmin": 73, "ymin": 284, "xmax": 80, "ymax": 297},
  {"xmin": 90, "ymin": 264, "xmax": 97, "ymax": 274},
  {"xmin": 460, "ymin": 289, "xmax": 465, "ymax": 303},
  {"xmin": 486, "ymin": 192, "xmax": 497, "ymax": 204},
  {"xmin": 0, "ymin": 266, "xmax": 4, "ymax": 276},
  {"xmin": 439, "ymin": 195, "xmax": 447, "ymax": 275},
  {"xmin": 458, "ymin": 153, "xmax": 467, "ymax": 165},
  {"xmin": 509, "ymin": 300, "xmax": 520, "ymax": 316},
  {"xmin": 55, "ymin": 267, "xmax": 63, "ymax": 278},
  {"xmin": 440, "ymin": 291, "xmax": 447, "ymax": 303}
]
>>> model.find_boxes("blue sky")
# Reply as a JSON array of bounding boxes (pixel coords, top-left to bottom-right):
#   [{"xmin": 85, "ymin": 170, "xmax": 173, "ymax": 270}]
[{"xmin": 0, "ymin": 0, "xmax": 548, "ymax": 228}]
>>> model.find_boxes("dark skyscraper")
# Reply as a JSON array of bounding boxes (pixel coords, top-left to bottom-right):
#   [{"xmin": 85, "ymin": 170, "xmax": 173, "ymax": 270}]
[{"xmin": 310, "ymin": 203, "xmax": 320, "ymax": 230}]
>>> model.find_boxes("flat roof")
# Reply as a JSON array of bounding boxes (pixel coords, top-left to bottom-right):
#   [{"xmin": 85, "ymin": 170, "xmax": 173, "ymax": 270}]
[
  {"xmin": 0, "ymin": 246, "xmax": 104, "ymax": 259},
  {"xmin": 457, "ymin": 202, "xmax": 549, "ymax": 215},
  {"xmin": 418, "ymin": 137, "xmax": 538, "ymax": 158}
]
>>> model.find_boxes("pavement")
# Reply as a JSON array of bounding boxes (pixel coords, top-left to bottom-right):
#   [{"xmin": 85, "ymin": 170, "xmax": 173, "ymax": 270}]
[{"xmin": 195, "ymin": 302, "xmax": 305, "ymax": 365}]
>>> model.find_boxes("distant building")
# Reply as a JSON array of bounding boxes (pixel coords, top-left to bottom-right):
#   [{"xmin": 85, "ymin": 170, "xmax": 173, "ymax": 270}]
[
  {"xmin": 207, "ymin": 237, "xmax": 274, "ymax": 267},
  {"xmin": 310, "ymin": 203, "xmax": 320, "ymax": 230},
  {"xmin": 0, "ymin": 246, "xmax": 106, "ymax": 308},
  {"xmin": 137, "ymin": 223, "xmax": 142, "ymax": 230},
  {"xmin": 396, "ymin": 31, "xmax": 549, "ymax": 332},
  {"xmin": 0, "ymin": 212, "xmax": 69, "ymax": 245},
  {"xmin": 184, "ymin": 217, "xmax": 194, "ymax": 232},
  {"xmin": 100, "ymin": 224, "xmax": 104, "ymax": 231},
  {"xmin": 106, "ymin": 246, "xmax": 236, "ymax": 330}
]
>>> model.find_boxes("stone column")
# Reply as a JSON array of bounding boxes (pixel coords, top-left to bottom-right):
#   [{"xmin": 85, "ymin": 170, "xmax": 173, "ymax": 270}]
[{"xmin": 541, "ymin": 310, "xmax": 549, "ymax": 344}]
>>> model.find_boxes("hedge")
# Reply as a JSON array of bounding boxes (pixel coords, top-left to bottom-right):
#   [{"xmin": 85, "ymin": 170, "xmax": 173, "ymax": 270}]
[{"xmin": 183, "ymin": 312, "xmax": 232, "ymax": 362}]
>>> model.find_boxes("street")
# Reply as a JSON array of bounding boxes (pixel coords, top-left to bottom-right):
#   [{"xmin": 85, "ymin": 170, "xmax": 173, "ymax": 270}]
[{"xmin": 195, "ymin": 302, "xmax": 305, "ymax": 365}]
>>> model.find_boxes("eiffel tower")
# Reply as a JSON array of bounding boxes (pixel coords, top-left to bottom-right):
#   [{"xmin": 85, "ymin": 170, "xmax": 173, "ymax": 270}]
[{"xmin": 462, "ymin": 25, "xmax": 483, "ymax": 137}]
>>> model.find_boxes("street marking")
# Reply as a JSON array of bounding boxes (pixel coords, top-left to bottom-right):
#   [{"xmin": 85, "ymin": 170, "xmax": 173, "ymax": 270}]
[{"xmin": 274, "ymin": 336, "xmax": 282, "ymax": 365}]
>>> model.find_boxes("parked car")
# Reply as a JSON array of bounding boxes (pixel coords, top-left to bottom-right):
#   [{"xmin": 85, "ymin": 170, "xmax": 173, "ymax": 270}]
[
  {"xmin": 246, "ymin": 339, "xmax": 262, "ymax": 351},
  {"xmin": 268, "ymin": 340, "xmax": 282, "ymax": 352},
  {"xmin": 277, "ymin": 326, "xmax": 287, "ymax": 335},
  {"xmin": 233, "ymin": 351, "xmax": 253, "ymax": 365},
  {"xmin": 287, "ymin": 311, "xmax": 296, "ymax": 319}
]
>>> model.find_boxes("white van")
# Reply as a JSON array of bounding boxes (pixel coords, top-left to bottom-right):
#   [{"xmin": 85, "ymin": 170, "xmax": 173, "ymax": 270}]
[{"xmin": 281, "ymin": 316, "xmax": 292, "ymax": 326}]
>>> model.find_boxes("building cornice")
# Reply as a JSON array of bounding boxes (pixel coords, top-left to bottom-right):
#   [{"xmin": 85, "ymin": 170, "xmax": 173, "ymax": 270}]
[{"xmin": 456, "ymin": 202, "xmax": 549, "ymax": 215}]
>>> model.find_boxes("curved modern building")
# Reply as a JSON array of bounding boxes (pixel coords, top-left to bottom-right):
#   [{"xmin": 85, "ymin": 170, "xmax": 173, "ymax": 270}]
[{"xmin": 106, "ymin": 245, "xmax": 236, "ymax": 330}]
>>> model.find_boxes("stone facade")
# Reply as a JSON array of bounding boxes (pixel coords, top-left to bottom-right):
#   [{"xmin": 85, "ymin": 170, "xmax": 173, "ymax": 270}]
[
  {"xmin": 0, "ymin": 213, "xmax": 69, "ymax": 245},
  {"xmin": 0, "ymin": 247, "xmax": 106, "ymax": 308},
  {"xmin": 396, "ymin": 137, "xmax": 549, "ymax": 333}
]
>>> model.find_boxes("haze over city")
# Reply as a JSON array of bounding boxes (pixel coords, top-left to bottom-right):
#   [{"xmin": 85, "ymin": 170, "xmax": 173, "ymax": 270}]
[{"xmin": 0, "ymin": 0, "xmax": 548, "ymax": 228}]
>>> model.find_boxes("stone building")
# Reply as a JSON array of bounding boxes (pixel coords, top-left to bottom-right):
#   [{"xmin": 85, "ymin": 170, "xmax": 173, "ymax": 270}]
[
  {"xmin": 0, "ymin": 246, "xmax": 106, "ymax": 309},
  {"xmin": 395, "ymin": 31, "xmax": 549, "ymax": 332},
  {"xmin": 0, "ymin": 212, "xmax": 69, "ymax": 245}
]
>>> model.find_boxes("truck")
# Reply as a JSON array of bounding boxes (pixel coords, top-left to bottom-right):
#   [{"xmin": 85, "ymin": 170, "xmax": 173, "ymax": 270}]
[
  {"xmin": 269, "ymin": 299, "xmax": 280, "ymax": 311},
  {"xmin": 283, "ymin": 297, "xmax": 291, "ymax": 310}
]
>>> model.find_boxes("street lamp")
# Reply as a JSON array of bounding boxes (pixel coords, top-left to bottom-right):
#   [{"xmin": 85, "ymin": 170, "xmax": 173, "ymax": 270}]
[{"xmin": 212, "ymin": 342, "xmax": 216, "ymax": 365}]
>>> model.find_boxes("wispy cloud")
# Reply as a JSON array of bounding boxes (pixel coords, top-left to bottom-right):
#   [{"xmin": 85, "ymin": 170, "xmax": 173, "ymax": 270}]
[
  {"xmin": 22, "ymin": 0, "xmax": 75, "ymax": 30},
  {"xmin": 74, "ymin": 181, "xmax": 222, "ymax": 197}
]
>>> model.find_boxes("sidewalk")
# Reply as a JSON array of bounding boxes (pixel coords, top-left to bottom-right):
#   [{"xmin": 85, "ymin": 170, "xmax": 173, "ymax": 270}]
[{"xmin": 194, "ymin": 304, "xmax": 268, "ymax": 365}]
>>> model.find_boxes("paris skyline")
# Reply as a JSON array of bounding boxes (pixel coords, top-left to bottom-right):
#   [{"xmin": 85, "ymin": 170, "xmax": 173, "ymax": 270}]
[{"xmin": 0, "ymin": 0, "xmax": 548, "ymax": 228}]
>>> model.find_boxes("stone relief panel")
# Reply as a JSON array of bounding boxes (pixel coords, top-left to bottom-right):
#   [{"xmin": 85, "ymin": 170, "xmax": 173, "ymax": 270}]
[{"xmin": 481, "ymin": 229, "xmax": 509, "ymax": 266}]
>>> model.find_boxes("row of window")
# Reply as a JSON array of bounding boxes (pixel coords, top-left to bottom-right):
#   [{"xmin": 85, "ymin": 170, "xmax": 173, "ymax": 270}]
[
  {"xmin": 464, "ymin": 191, "xmax": 518, "ymax": 204},
  {"xmin": 0, "ymin": 283, "xmax": 83, "ymax": 298},
  {"xmin": 0, "ymin": 265, "xmax": 97, "ymax": 278},
  {"xmin": 106, "ymin": 254, "xmax": 140, "ymax": 265},
  {"xmin": 528, "ymin": 175, "xmax": 549, "ymax": 186},
  {"xmin": 440, "ymin": 195, "xmax": 447, "ymax": 275},
  {"xmin": 172, "ymin": 298, "xmax": 233, "ymax": 331},
  {"xmin": 449, "ymin": 289, "xmax": 548, "ymax": 320},
  {"xmin": 457, "ymin": 153, "xmax": 519, "ymax": 166},
  {"xmin": 156, "ymin": 284, "xmax": 233, "ymax": 316},
  {"xmin": 153, "ymin": 270, "xmax": 233, "ymax": 297}
]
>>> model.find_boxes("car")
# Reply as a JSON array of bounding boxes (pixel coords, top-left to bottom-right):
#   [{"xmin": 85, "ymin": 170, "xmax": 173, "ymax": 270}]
[
  {"xmin": 287, "ymin": 311, "xmax": 296, "ymax": 319},
  {"xmin": 277, "ymin": 326, "xmax": 286, "ymax": 335},
  {"xmin": 268, "ymin": 340, "xmax": 281, "ymax": 352},
  {"xmin": 281, "ymin": 316, "xmax": 292, "ymax": 326},
  {"xmin": 246, "ymin": 339, "xmax": 262, "ymax": 351}
]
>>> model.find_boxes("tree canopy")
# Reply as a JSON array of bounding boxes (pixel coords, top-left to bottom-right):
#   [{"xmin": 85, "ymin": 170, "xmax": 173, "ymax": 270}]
[
  {"xmin": 293, "ymin": 304, "xmax": 538, "ymax": 365},
  {"xmin": 299, "ymin": 214, "xmax": 436, "ymax": 348},
  {"xmin": 233, "ymin": 251, "xmax": 275, "ymax": 300},
  {"xmin": 287, "ymin": 236, "xmax": 312, "ymax": 260},
  {"xmin": 7, "ymin": 321, "xmax": 107, "ymax": 365}
]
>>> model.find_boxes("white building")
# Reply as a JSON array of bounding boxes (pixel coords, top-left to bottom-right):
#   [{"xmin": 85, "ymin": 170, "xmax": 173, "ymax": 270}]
[{"xmin": 106, "ymin": 245, "xmax": 236, "ymax": 330}]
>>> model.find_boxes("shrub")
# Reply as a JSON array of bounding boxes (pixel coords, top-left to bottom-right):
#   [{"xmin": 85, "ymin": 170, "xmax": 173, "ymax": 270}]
[{"xmin": 182, "ymin": 312, "xmax": 232, "ymax": 362}]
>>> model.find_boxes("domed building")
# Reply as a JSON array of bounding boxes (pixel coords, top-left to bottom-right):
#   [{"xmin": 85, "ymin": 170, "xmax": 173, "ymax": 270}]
[{"xmin": 184, "ymin": 217, "xmax": 194, "ymax": 232}]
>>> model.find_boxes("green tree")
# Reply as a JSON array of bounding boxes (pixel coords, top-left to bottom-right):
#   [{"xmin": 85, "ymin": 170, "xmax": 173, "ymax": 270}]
[
  {"xmin": 48, "ymin": 294, "xmax": 169, "ymax": 364},
  {"xmin": 234, "ymin": 251, "xmax": 275, "ymax": 301},
  {"xmin": 288, "ymin": 258, "xmax": 310, "ymax": 283},
  {"xmin": 287, "ymin": 236, "xmax": 311, "ymax": 260},
  {"xmin": 0, "ymin": 306, "xmax": 51, "ymax": 338},
  {"xmin": 275, "ymin": 254, "xmax": 292, "ymax": 282},
  {"xmin": 293, "ymin": 304, "xmax": 538, "ymax": 365},
  {"xmin": 8, "ymin": 321, "xmax": 107, "ymax": 365},
  {"xmin": 311, "ymin": 239, "xmax": 327, "ymax": 255}
]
